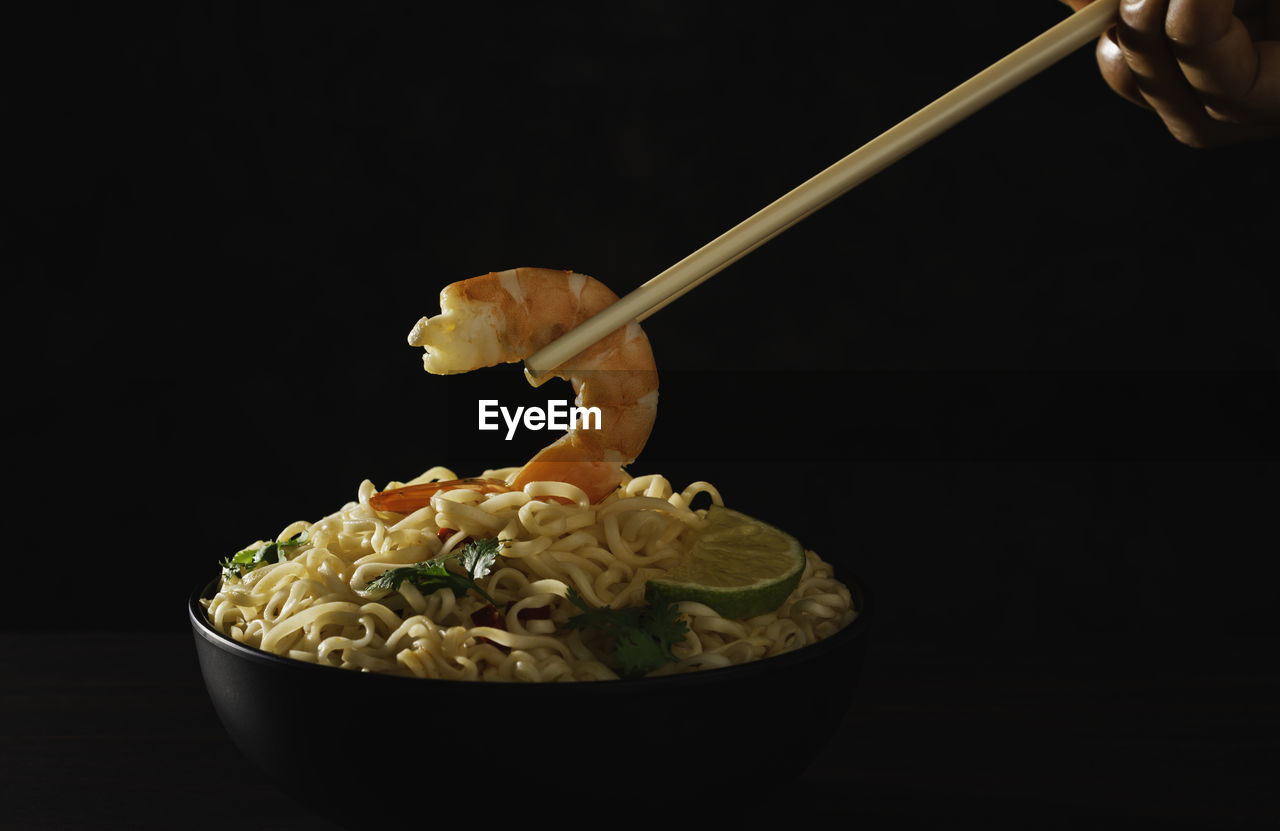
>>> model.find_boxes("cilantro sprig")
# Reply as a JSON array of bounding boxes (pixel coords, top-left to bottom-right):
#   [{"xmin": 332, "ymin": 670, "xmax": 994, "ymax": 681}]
[
  {"xmin": 220, "ymin": 534, "xmax": 307, "ymax": 580},
  {"xmin": 563, "ymin": 587, "xmax": 689, "ymax": 679},
  {"xmin": 362, "ymin": 537, "xmax": 503, "ymax": 606}
]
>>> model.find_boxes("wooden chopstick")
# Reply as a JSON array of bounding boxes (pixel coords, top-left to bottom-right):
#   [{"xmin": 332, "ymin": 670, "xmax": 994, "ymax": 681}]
[{"xmin": 523, "ymin": 0, "xmax": 1120, "ymax": 383}]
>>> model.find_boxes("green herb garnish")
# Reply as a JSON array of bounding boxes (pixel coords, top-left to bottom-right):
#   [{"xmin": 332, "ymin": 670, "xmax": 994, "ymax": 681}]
[
  {"xmin": 362, "ymin": 537, "xmax": 503, "ymax": 606},
  {"xmin": 563, "ymin": 587, "xmax": 689, "ymax": 678},
  {"xmin": 220, "ymin": 534, "xmax": 307, "ymax": 580}
]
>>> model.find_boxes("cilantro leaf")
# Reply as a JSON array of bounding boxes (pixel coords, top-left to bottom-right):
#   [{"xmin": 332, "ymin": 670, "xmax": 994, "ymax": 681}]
[
  {"xmin": 362, "ymin": 559, "xmax": 460, "ymax": 593},
  {"xmin": 362, "ymin": 537, "xmax": 504, "ymax": 606},
  {"xmin": 220, "ymin": 534, "xmax": 306, "ymax": 580},
  {"xmin": 563, "ymin": 587, "xmax": 688, "ymax": 678},
  {"xmin": 457, "ymin": 537, "xmax": 501, "ymax": 583}
]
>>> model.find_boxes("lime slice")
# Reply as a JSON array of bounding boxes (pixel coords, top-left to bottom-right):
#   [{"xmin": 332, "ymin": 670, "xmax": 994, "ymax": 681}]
[{"xmin": 644, "ymin": 505, "xmax": 807, "ymax": 620}]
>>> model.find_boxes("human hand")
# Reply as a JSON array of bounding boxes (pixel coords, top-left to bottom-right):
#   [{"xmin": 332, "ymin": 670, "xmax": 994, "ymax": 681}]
[{"xmin": 1061, "ymin": 0, "xmax": 1280, "ymax": 146}]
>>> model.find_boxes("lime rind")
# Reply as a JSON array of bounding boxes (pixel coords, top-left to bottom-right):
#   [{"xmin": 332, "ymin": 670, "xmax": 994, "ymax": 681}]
[
  {"xmin": 644, "ymin": 506, "xmax": 807, "ymax": 620},
  {"xmin": 645, "ymin": 572, "xmax": 804, "ymax": 621}
]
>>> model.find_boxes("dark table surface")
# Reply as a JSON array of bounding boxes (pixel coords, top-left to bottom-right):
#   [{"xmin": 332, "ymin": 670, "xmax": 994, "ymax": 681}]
[{"xmin": 5, "ymin": 629, "xmax": 1276, "ymax": 830}]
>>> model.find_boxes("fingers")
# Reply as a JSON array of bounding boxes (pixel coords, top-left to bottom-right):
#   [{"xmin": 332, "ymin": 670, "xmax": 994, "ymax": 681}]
[
  {"xmin": 1054, "ymin": 0, "xmax": 1277, "ymax": 145},
  {"xmin": 1056, "ymin": 0, "xmax": 1147, "ymax": 106},
  {"xmin": 1095, "ymin": 24, "xmax": 1152, "ymax": 110},
  {"xmin": 1115, "ymin": 0, "xmax": 1226, "ymax": 144},
  {"xmin": 1166, "ymin": 0, "xmax": 1280, "ymax": 123},
  {"xmin": 1106, "ymin": 0, "xmax": 1280, "ymax": 145}
]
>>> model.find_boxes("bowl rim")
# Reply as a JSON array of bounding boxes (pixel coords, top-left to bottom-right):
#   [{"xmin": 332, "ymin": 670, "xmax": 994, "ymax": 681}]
[{"xmin": 189, "ymin": 570, "xmax": 870, "ymax": 691}]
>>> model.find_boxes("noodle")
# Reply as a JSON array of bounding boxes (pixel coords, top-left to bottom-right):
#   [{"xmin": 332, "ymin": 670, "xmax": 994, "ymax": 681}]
[{"xmin": 203, "ymin": 467, "xmax": 858, "ymax": 681}]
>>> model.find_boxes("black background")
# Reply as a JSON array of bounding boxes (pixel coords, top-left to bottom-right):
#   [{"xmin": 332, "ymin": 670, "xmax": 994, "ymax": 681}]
[{"xmin": 6, "ymin": 1, "xmax": 1278, "ymax": 826}]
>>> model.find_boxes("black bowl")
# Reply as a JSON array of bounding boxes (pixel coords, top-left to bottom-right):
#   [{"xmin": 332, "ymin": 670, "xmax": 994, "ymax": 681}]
[{"xmin": 190, "ymin": 573, "xmax": 869, "ymax": 823}]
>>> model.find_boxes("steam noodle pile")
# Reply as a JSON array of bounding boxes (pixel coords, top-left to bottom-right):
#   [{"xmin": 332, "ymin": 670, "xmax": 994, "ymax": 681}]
[{"xmin": 203, "ymin": 467, "xmax": 857, "ymax": 681}]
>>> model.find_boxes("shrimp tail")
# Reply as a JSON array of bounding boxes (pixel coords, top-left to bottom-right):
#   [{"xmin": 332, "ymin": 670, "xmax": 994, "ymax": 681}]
[{"xmin": 368, "ymin": 478, "xmax": 515, "ymax": 514}]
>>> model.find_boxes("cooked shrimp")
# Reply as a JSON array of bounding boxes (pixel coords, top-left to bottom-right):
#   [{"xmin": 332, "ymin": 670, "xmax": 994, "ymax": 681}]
[
  {"xmin": 406, "ymin": 267, "xmax": 659, "ymax": 505},
  {"xmin": 368, "ymin": 478, "xmax": 515, "ymax": 513}
]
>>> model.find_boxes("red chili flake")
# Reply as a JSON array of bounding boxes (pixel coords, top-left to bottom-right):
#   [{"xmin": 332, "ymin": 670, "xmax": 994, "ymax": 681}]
[
  {"xmin": 469, "ymin": 604, "xmax": 509, "ymax": 649},
  {"xmin": 470, "ymin": 605, "xmax": 504, "ymax": 630}
]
